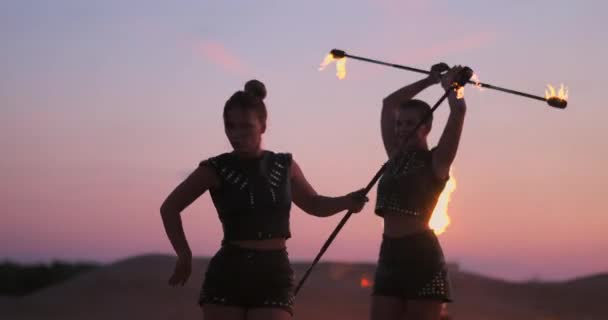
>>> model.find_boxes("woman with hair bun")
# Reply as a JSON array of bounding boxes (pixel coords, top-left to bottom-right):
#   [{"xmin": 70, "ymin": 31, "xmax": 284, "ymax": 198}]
[{"xmin": 160, "ymin": 79, "xmax": 368, "ymax": 320}]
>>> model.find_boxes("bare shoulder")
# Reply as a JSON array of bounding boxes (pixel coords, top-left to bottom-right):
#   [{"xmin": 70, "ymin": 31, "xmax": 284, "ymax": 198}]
[
  {"xmin": 289, "ymin": 157, "xmax": 302, "ymax": 179},
  {"xmin": 160, "ymin": 162, "xmax": 220, "ymax": 213},
  {"xmin": 189, "ymin": 164, "xmax": 220, "ymax": 189}
]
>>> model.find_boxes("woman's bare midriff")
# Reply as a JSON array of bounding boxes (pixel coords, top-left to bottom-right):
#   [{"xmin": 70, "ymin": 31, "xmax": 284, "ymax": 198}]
[
  {"xmin": 382, "ymin": 211, "xmax": 431, "ymax": 238},
  {"xmin": 228, "ymin": 238, "xmax": 287, "ymax": 250}
]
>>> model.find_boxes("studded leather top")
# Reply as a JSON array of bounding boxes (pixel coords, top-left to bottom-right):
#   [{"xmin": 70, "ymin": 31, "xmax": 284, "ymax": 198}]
[
  {"xmin": 375, "ymin": 148, "xmax": 448, "ymax": 222},
  {"xmin": 200, "ymin": 151, "xmax": 292, "ymax": 241}
]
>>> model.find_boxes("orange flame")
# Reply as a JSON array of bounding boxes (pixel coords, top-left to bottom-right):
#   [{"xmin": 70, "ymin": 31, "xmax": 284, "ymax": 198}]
[
  {"xmin": 360, "ymin": 275, "xmax": 372, "ymax": 288},
  {"xmin": 545, "ymin": 83, "xmax": 568, "ymax": 101},
  {"xmin": 453, "ymin": 72, "xmax": 482, "ymax": 99},
  {"xmin": 319, "ymin": 53, "xmax": 346, "ymax": 79},
  {"xmin": 456, "ymin": 86, "xmax": 465, "ymax": 100},
  {"xmin": 429, "ymin": 170, "xmax": 456, "ymax": 235},
  {"xmin": 319, "ymin": 54, "xmax": 334, "ymax": 70}
]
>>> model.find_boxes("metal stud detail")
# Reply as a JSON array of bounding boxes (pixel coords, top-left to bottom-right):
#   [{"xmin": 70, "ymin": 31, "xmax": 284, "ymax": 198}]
[
  {"xmin": 376, "ymin": 198, "xmax": 420, "ymax": 216},
  {"xmin": 417, "ymin": 270, "xmax": 449, "ymax": 297},
  {"xmin": 270, "ymin": 188, "xmax": 277, "ymax": 203}
]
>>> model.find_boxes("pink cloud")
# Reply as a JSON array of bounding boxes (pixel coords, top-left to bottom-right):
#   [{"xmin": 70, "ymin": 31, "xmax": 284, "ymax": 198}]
[
  {"xmin": 196, "ymin": 40, "xmax": 249, "ymax": 74},
  {"xmin": 408, "ymin": 31, "xmax": 497, "ymax": 62},
  {"xmin": 342, "ymin": 31, "xmax": 497, "ymax": 82},
  {"xmin": 365, "ymin": 1, "xmax": 498, "ymax": 66}
]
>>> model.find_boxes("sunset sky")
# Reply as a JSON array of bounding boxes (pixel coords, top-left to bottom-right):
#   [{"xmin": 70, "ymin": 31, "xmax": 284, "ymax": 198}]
[{"xmin": 2, "ymin": 0, "xmax": 607, "ymax": 281}]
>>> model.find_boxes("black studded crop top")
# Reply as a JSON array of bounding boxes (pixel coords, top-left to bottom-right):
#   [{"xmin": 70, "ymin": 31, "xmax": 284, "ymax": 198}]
[
  {"xmin": 375, "ymin": 147, "xmax": 448, "ymax": 222},
  {"xmin": 200, "ymin": 151, "xmax": 292, "ymax": 241}
]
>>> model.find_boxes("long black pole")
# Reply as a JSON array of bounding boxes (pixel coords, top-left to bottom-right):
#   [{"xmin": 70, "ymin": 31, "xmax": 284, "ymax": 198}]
[
  {"xmin": 330, "ymin": 49, "xmax": 567, "ymax": 109},
  {"xmin": 294, "ymin": 87, "xmax": 454, "ymax": 296}
]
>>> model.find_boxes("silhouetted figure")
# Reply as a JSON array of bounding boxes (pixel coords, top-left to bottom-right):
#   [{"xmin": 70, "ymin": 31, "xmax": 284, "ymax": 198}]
[
  {"xmin": 160, "ymin": 80, "xmax": 367, "ymax": 320},
  {"xmin": 369, "ymin": 65, "xmax": 467, "ymax": 320}
]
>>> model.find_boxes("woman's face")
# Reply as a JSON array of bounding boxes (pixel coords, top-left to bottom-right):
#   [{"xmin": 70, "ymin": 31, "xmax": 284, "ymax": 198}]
[
  {"xmin": 224, "ymin": 108, "xmax": 264, "ymax": 155},
  {"xmin": 395, "ymin": 108, "xmax": 430, "ymax": 147}
]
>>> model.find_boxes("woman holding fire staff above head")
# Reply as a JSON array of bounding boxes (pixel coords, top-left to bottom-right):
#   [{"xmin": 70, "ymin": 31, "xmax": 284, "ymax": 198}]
[
  {"xmin": 369, "ymin": 64, "xmax": 467, "ymax": 320},
  {"xmin": 160, "ymin": 79, "xmax": 368, "ymax": 320}
]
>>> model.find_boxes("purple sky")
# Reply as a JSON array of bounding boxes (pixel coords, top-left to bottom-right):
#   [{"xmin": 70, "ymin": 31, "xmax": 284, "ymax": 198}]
[{"xmin": 2, "ymin": 0, "xmax": 607, "ymax": 281}]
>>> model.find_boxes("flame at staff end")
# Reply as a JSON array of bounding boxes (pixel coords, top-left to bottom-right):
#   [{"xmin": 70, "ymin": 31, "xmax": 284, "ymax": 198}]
[
  {"xmin": 318, "ymin": 54, "xmax": 334, "ymax": 71},
  {"xmin": 319, "ymin": 53, "xmax": 347, "ymax": 80},
  {"xmin": 429, "ymin": 171, "xmax": 456, "ymax": 235},
  {"xmin": 545, "ymin": 83, "xmax": 569, "ymax": 108},
  {"xmin": 545, "ymin": 83, "xmax": 569, "ymax": 101}
]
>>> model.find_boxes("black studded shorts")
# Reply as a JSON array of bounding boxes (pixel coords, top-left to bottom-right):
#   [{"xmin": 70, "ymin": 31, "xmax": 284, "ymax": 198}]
[
  {"xmin": 372, "ymin": 229, "xmax": 452, "ymax": 302},
  {"xmin": 199, "ymin": 243, "xmax": 295, "ymax": 315}
]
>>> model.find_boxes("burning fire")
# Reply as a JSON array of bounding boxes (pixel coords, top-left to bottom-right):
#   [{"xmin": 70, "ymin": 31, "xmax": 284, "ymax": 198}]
[
  {"xmin": 456, "ymin": 72, "xmax": 484, "ymax": 99},
  {"xmin": 319, "ymin": 53, "xmax": 346, "ymax": 79},
  {"xmin": 360, "ymin": 275, "xmax": 372, "ymax": 288},
  {"xmin": 456, "ymin": 86, "xmax": 465, "ymax": 100},
  {"xmin": 545, "ymin": 83, "xmax": 568, "ymax": 101},
  {"xmin": 429, "ymin": 171, "xmax": 456, "ymax": 235}
]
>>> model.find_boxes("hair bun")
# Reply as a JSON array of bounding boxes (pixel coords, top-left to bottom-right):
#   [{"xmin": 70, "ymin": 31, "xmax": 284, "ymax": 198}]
[{"xmin": 244, "ymin": 79, "xmax": 267, "ymax": 100}]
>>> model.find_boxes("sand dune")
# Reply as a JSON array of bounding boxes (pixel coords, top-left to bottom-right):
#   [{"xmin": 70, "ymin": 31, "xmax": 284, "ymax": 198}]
[
  {"xmin": 1, "ymin": 255, "xmax": 605, "ymax": 320},
  {"xmin": 0, "ymin": 297, "xmax": 15, "ymax": 307}
]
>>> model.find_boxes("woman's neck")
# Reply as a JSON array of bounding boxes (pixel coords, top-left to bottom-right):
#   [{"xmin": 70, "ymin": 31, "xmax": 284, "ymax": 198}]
[
  {"xmin": 404, "ymin": 139, "xmax": 428, "ymax": 151},
  {"xmin": 233, "ymin": 148, "xmax": 264, "ymax": 159}
]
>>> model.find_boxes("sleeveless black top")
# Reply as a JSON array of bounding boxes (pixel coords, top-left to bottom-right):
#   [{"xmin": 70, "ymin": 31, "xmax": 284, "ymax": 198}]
[
  {"xmin": 375, "ymin": 148, "xmax": 448, "ymax": 222},
  {"xmin": 200, "ymin": 151, "xmax": 292, "ymax": 241}
]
